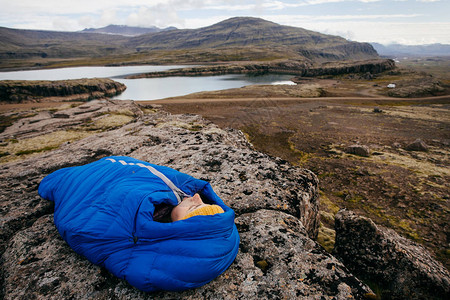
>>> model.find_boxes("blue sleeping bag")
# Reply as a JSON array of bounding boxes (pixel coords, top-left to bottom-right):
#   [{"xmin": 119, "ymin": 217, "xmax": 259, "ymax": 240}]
[{"xmin": 38, "ymin": 156, "xmax": 240, "ymax": 292}]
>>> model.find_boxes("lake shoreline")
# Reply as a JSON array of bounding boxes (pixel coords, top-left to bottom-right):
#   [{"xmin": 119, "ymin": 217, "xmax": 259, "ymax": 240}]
[
  {"xmin": 125, "ymin": 59, "xmax": 395, "ymax": 79},
  {"xmin": 0, "ymin": 78, "xmax": 126, "ymax": 104},
  {"xmin": 0, "ymin": 65, "xmax": 299, "ymax": 101}
]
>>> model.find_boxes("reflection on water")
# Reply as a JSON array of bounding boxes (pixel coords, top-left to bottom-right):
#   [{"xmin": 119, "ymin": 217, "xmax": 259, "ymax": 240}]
[
  {"xmin": 0, "ymin": 66, "xmax": 295, "ymax": 101},
  {"xmin": 0, "ymin": 65, "xmax": 188, "ymax": 81},
  {"xmin": 112, "ymin": 74, "xmax": 295, "ymax": 101}
]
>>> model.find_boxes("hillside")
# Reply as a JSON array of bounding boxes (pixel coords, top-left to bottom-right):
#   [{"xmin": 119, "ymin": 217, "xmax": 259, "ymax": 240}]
[
  {"xmin": 0, "ymin": 17, "xmax": 379, "ymax": 69},
  {"xmin": 0, "ymin": 27, "xmax": 128, "ymax": 60},
  {"xmin": 129, "ymin": 17, "xmax": 378, "ymax": 61}
]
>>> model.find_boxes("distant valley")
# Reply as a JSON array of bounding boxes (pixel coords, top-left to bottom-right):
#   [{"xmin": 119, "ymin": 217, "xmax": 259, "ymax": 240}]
[{"xmin": 371, "ymin": 43, "xmax": 450, "ymax": 57}]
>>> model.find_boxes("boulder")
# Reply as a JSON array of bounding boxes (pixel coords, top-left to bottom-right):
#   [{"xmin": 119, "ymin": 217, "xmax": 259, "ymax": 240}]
[
  {"xmin": 373, "ymin": 107, "xmax": 382, "ymax": 113},
  {"xmin": 346, "ymin": 144, "xmax": 370, "ymax": 157},
  {"xmin": 334, "ymin": 209, "xmax": 450, "ymax": 300},
  {"xmin": 392, "ymin": 142, "xmax": 402, "ymax": 149},
  {"xmin": 406, "ymin": 138, "xmax": 429, "ymax": 152},
  {"xmin": 0, "ymin": 100, "xmax": 375, "ymax": 299}
]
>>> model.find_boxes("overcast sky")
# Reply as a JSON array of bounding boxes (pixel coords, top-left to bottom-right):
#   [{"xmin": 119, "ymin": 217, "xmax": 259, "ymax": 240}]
[{"xmin": 0, "ymin": 0, "xmax": 448, "ymax": 45}]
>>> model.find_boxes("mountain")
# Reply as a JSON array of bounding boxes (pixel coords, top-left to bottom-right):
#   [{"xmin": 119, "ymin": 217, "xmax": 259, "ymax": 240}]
[
  {"xmin": 371, "ymin": 43, "xmax": 450, "ymax": 57},
  {"xmin": 129, "ymin": 17, "xmax": 378, "ymax": 61},
  {"xmin": 0, "ymin": 26, "xmax": 129, "ymax": 60},
  {"xmin": 0, "ymin": 17, "xmax": 379, "ymax": 67},
  {"xmin": 81, "ymin": 25, "xmax": 177, "ymax": 36}
]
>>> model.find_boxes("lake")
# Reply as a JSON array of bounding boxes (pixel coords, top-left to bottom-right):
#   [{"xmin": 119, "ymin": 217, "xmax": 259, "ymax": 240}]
[{"xmin": 0, "ymin": 65, "xmax": 295, "ymax": 101}]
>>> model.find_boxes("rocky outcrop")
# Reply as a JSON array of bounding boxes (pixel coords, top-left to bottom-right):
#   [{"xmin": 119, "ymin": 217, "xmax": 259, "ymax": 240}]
[
  {"xmin": 300, "ymin": 59, "xmax": 396, "ymax": 77},
  {"xmin": 126, "ymin": 59, "xmax": 395, "ymax": 79},
  {"xmin": 386, "ymin": 76, "xmax": 445, "ymax": 98},
  {"xmin": 0, "ymin": 100, "xmax": 375, "ymax": 299},
  {"xmin": 346, "ymin": 144, "xmax": 371, "ymax": 157},
  {"xmin": 334, "ymin": 209, "xmax": 450, "ymax": 300},
  {"xmin": 126, "ymin": 64, "xmax": 274, "ymax": 78},
  {"xmin": 298, "ymin": 42, "xmax": 378, "ymax": 61},
  {"xmin": 406, "ymin": 138, "xmax": 429, "ymax": 152},
  {"xmin": 0, "ymin": 78, "xmax": 126, "ymax": 103}
]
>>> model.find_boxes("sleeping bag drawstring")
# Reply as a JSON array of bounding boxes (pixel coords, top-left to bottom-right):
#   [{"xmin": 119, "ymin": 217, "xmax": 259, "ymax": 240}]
[{"xmin": 105, "ymin": 158, "xmax": 190, "ymax": 204}]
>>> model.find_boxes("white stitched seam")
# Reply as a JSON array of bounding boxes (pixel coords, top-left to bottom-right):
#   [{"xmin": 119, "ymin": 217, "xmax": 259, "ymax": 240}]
[{"xmin": 107, "ymin": 159, "xmax": 188, "ymax": 204}]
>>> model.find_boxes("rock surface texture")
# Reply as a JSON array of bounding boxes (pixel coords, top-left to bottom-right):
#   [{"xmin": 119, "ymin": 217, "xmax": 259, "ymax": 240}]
[
  {"xmin": 0, "ymin": 100, "xmax": 376, "ymax": 299},
  {"xmin": 334, "ymin": 209, "xmax": 450, "ymax": 300}
]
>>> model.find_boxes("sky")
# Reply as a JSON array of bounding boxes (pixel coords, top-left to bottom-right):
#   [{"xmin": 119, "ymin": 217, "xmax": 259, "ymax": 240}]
[{"xmin": 0, "ymin": 0, "xmax": 449, "ymax": 45}]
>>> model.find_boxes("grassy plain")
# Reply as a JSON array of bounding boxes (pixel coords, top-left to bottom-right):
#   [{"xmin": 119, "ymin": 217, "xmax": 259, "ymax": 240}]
[
  {"xmin": 153, "ymin": 65, "xmax": 450, "ymax": 269},
  {"xmin": 0, "ymin": 47, "xmax": 296, "ymax": 71}
]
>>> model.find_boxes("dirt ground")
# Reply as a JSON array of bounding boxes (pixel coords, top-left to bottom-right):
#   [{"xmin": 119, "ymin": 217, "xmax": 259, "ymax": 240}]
[{"xmin": 151, "ymin": 75, "xmax": 450, "ymax": 270}]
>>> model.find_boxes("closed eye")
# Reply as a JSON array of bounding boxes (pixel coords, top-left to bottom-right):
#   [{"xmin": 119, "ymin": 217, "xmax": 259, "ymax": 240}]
[{"xmin": 188, "ymin": 204, "xmax": 203, "ymax": 212}]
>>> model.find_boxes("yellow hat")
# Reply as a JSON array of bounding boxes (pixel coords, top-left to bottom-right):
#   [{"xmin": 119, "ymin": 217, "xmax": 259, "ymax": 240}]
[{"xmin": 182, "ymin": 204, "xmax": 224, "ymax": 220}]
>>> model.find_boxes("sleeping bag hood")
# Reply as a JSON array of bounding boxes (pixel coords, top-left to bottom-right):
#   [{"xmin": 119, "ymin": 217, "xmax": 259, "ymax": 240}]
[{"xmin": 38, "ymin": 156, "xmax": 240, "ymax": 292}]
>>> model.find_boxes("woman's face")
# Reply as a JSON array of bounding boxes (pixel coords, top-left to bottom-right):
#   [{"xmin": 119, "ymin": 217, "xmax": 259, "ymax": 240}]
[{"xmin": 171, "ymin": 193, "xmax": 209, "ymax": 221}]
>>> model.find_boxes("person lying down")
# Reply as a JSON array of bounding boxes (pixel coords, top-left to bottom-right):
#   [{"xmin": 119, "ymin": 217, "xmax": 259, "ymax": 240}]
[{"xmin": 38, "ymin": 156, "xmax": 240, "ymax": 292}]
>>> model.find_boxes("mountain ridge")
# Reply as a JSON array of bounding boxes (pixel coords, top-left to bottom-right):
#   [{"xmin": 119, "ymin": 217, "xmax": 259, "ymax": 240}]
[
  {"xmin": 81, "ymin": 24, "xmax": 177, "ymax": 36},
  {"xmin": 129, "ymin": 17, "xmax": 378, "ymax": 61},
  {"xmin": 0, "ymin": 17, "xmax": 379, "ymax": 68}
]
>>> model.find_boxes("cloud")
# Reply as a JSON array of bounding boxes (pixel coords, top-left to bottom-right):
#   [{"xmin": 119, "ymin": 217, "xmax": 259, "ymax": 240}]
[
  {"xmin": 303, "ymin": 14, "xmax": 422, "ymax": 20},
  {"xmin": 303, "ymin": 0, "xmax": 381, "ymax": 4},
  {"xmin": 261, "ymin": 13, "xmax": 422, "ymax": 25},
  {"xmin": 52, "ymin": 18, "xmax": 81, "ymax": 32},
  {"xmin": 126, "ymin": 5, "xmax": 184, "ymax": 28},
  {"xmin": 184, "ymin": 15, "xmax": 236, "ymax": 28},
  {"xmin": 269, "ymin": 16, "xmax": 450, "ymax": 44},
  {"xmin": 174, "ymin": 0, "xmax": 387, "ymax": 12},
  {"xmin": 0, "ymin": 0, "xmax": 195, "ymax": 30}
]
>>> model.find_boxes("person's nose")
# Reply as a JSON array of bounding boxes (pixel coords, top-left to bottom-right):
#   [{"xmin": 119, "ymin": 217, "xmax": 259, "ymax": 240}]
[{"xmin": 192, "ymin": 193, "xmax": 202, "ymax": 204}]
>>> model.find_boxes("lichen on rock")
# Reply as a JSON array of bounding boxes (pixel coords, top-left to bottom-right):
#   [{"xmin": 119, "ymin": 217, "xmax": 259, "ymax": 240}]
[{"xmin": 334, "ymin": 209, "xmax": 450, "ymax": 300}]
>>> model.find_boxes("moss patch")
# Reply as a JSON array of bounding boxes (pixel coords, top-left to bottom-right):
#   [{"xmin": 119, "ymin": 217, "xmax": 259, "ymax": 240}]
[
  {"xmin": 240, "ymin": 125, "xmax": 310, "ymax": 166},
  {"xmin": 92, "ymin": 114, "xmax": 134, "ymax": 130},
  {"xmin": 317, "ymin": 222, "xmax": 336, "ymax": 252},
  {"xmin": 369, "ymin": 151, "xmax": 450, "ymax": 178},
  {"xmin": 0, "ymin": 130, "xmax": 91, "ymax": 163},
  {"xmin": 156, "ymin": 120, "xmax": 205, "ymax": 132}
]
